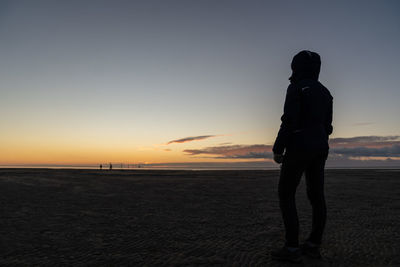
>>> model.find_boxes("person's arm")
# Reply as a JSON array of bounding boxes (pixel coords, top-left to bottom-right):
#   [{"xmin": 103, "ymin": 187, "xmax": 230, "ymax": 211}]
[
  {"xmin": 273, "ymin": 84, "xmax": 301, "ymax": 156},
  {"xmin": 325, "ymin": 96, "xmax": 333, "ymax": 136}
]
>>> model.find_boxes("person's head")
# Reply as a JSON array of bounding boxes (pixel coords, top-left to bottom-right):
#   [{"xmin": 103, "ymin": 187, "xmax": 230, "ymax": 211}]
[{"xmin": 289, "ymin": 50, "xmax": 321, "ymax": 83}]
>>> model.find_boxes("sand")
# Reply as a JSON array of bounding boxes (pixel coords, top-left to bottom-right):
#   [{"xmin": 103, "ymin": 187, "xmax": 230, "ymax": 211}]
[{"xmin": 0, "ymin": 169, "xmax": 399, "ymax": 266}]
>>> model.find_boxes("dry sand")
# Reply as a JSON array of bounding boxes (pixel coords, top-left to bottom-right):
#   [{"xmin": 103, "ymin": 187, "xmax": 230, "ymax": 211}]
[{"xmin": 0, "ymin": 169, "xmax": 399, "ymax": 266}]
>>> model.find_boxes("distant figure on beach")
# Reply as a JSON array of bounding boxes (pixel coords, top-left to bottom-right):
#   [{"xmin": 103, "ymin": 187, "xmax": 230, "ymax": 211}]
[
  {"xmin": 271, "ymin": 50, "xmax": 333, "ymax": 263},
  {"xmin": 109, "ymin": 163, "xmax": 112, "ymax": 170},
  {"xmin": 100, "ymin": 164, "xmax": 102, "ymax": 170}
]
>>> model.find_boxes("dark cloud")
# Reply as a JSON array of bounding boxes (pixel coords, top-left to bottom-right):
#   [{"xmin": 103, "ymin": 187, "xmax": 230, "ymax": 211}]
[
  {"xmin": 184, "ymin": 144, "xmax": 272, "ymax": 159},
  {"xmin": 177, "ymin": 135, "xmax": 400, "ymax": 161},
  {"xmin": 213, "ymin": 152, "xmax": 272, "ymax": 159},
  {"xmin": 329, "ymin": 135, "xmax": 400, "ymax": 158},
  {"xmin": 167, "ymin": 135, "xmax": 216, "ymax": 145},
  {"xmin": 326, "ymin": 155, "xmax": 400, "ymax": 168},
  {"xmin": 331, "ymin": 145, "xmax": 400, "ymax": 157},
  {"xmin": 330, "ymin": 135, "xmax": 400, "ymax": 145}
]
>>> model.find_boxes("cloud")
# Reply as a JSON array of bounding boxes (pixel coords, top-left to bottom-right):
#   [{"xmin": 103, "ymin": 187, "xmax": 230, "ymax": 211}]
[
  {"xmin": 167, "ymin": 135, "xmax": 217, "ymax": 145},
  {"xmin": 329, "ymin": 135, "xmax": 400, "ymax": 159},
  {"xmin": 174, "ymin": 135, "xmax": 400, "ymax": 162},
  {"xmin": 330, "ymin": 135, "xmax": 400, "ymax": 145},
  {"xmin": 184, "ymin": 144, "xmax": 273, "ymax": 159},
  {"xmin": 331, "ymin": 145, "xmax": 400, "ymax": 157}
]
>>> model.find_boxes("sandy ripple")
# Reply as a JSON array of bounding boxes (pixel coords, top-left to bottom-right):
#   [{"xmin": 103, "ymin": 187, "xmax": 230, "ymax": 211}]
[{"xmin": 0, "ymin": 169, "xmax": 399, "ymax": 266}]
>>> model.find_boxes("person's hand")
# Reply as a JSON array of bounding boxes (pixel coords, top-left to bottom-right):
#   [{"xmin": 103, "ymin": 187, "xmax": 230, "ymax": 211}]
[{"xmin": 273, "ymin": 153, "xmax": 284, "ymax": 164}]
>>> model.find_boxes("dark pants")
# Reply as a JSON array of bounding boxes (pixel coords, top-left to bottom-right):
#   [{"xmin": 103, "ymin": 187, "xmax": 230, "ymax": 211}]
[{"xmin": 278, "ymin": 151, "xmax": 328, "ymax": 247}]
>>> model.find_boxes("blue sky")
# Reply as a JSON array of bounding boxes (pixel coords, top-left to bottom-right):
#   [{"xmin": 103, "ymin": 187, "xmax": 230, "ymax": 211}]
[{"xmin": 0, "ymin": 0, "xmax": 399, "ymax": 167}]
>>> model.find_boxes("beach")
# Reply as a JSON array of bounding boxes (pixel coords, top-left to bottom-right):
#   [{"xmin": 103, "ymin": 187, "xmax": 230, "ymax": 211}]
[{"xmin": 0, "ymin": 169, "xmax": 399, "ymax": 266}]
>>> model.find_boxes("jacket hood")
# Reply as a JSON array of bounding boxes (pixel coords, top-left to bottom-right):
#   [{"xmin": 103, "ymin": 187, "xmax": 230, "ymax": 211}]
[{"xmin": 289, "ymin": 50, "xmax": 321, "ymax": 83}]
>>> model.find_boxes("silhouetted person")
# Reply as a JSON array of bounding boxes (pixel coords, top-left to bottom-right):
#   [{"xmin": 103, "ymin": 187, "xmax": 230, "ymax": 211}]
[
  {"xmin": 100, "ymin": 164, "xmax": 102, "ymax": 170},
  {"xmin": 271, "ymin": 50, "xmax": 333, "ymax": 263},
  {"xmin": 109, "ymin": 163, "xmax": 112, "ymax": 170}
]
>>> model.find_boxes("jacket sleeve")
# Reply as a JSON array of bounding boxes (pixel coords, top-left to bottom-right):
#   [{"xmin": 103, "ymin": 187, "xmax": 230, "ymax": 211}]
[
  {"xmin": 273, "ymin": 84, "xmax": 301, "ymax": 154},
  {"xmin": 325, "ymin": 96, "xmax": 333, "ymax": 136}
]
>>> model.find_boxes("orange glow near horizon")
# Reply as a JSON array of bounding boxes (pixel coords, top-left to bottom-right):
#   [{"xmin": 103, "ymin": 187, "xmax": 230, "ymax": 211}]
[
  {"xmin": 1, "ymin": 138, "xmax": 273, "ymax": 165},
  {"xmin": 0, "ymin": 123, "xmax": 276, "ymax": 165}
]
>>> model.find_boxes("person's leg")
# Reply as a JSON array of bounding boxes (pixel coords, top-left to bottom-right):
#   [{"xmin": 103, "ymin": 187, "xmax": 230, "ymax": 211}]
[
  {"xmin": 278, "ymin": 154, "xmax": 305, "ymax": 247},
  {"xmin": 304, "ymin": 152, "xmax": 327, "ymax": 245}
]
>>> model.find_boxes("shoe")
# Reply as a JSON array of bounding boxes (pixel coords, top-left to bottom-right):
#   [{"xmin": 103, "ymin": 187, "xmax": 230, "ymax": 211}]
[
  {"xmin": 300, "ymin": 242, "xmax": 321, "ymax": 259},
  {"xmin": 271, "ymin": 246, "xmax": 302, "ymax": 263}
]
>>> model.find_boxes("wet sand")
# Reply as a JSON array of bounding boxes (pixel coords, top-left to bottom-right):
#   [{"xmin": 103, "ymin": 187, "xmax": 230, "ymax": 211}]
[{"xmin": 0, "ymin": 169, "xmax": 399, "ymax": 266}]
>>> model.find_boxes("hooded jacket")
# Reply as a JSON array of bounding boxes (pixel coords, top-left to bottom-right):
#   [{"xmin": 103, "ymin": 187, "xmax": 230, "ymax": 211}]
[{"xmin": 273, "ymin": 51, "xmax": 333, "ymax": 155}]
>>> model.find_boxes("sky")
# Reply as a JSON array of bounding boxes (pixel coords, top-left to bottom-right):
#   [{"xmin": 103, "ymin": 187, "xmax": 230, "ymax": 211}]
[{"xmin": 0, "ymin": 0, "xmax": 399, "ymax": 168}]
